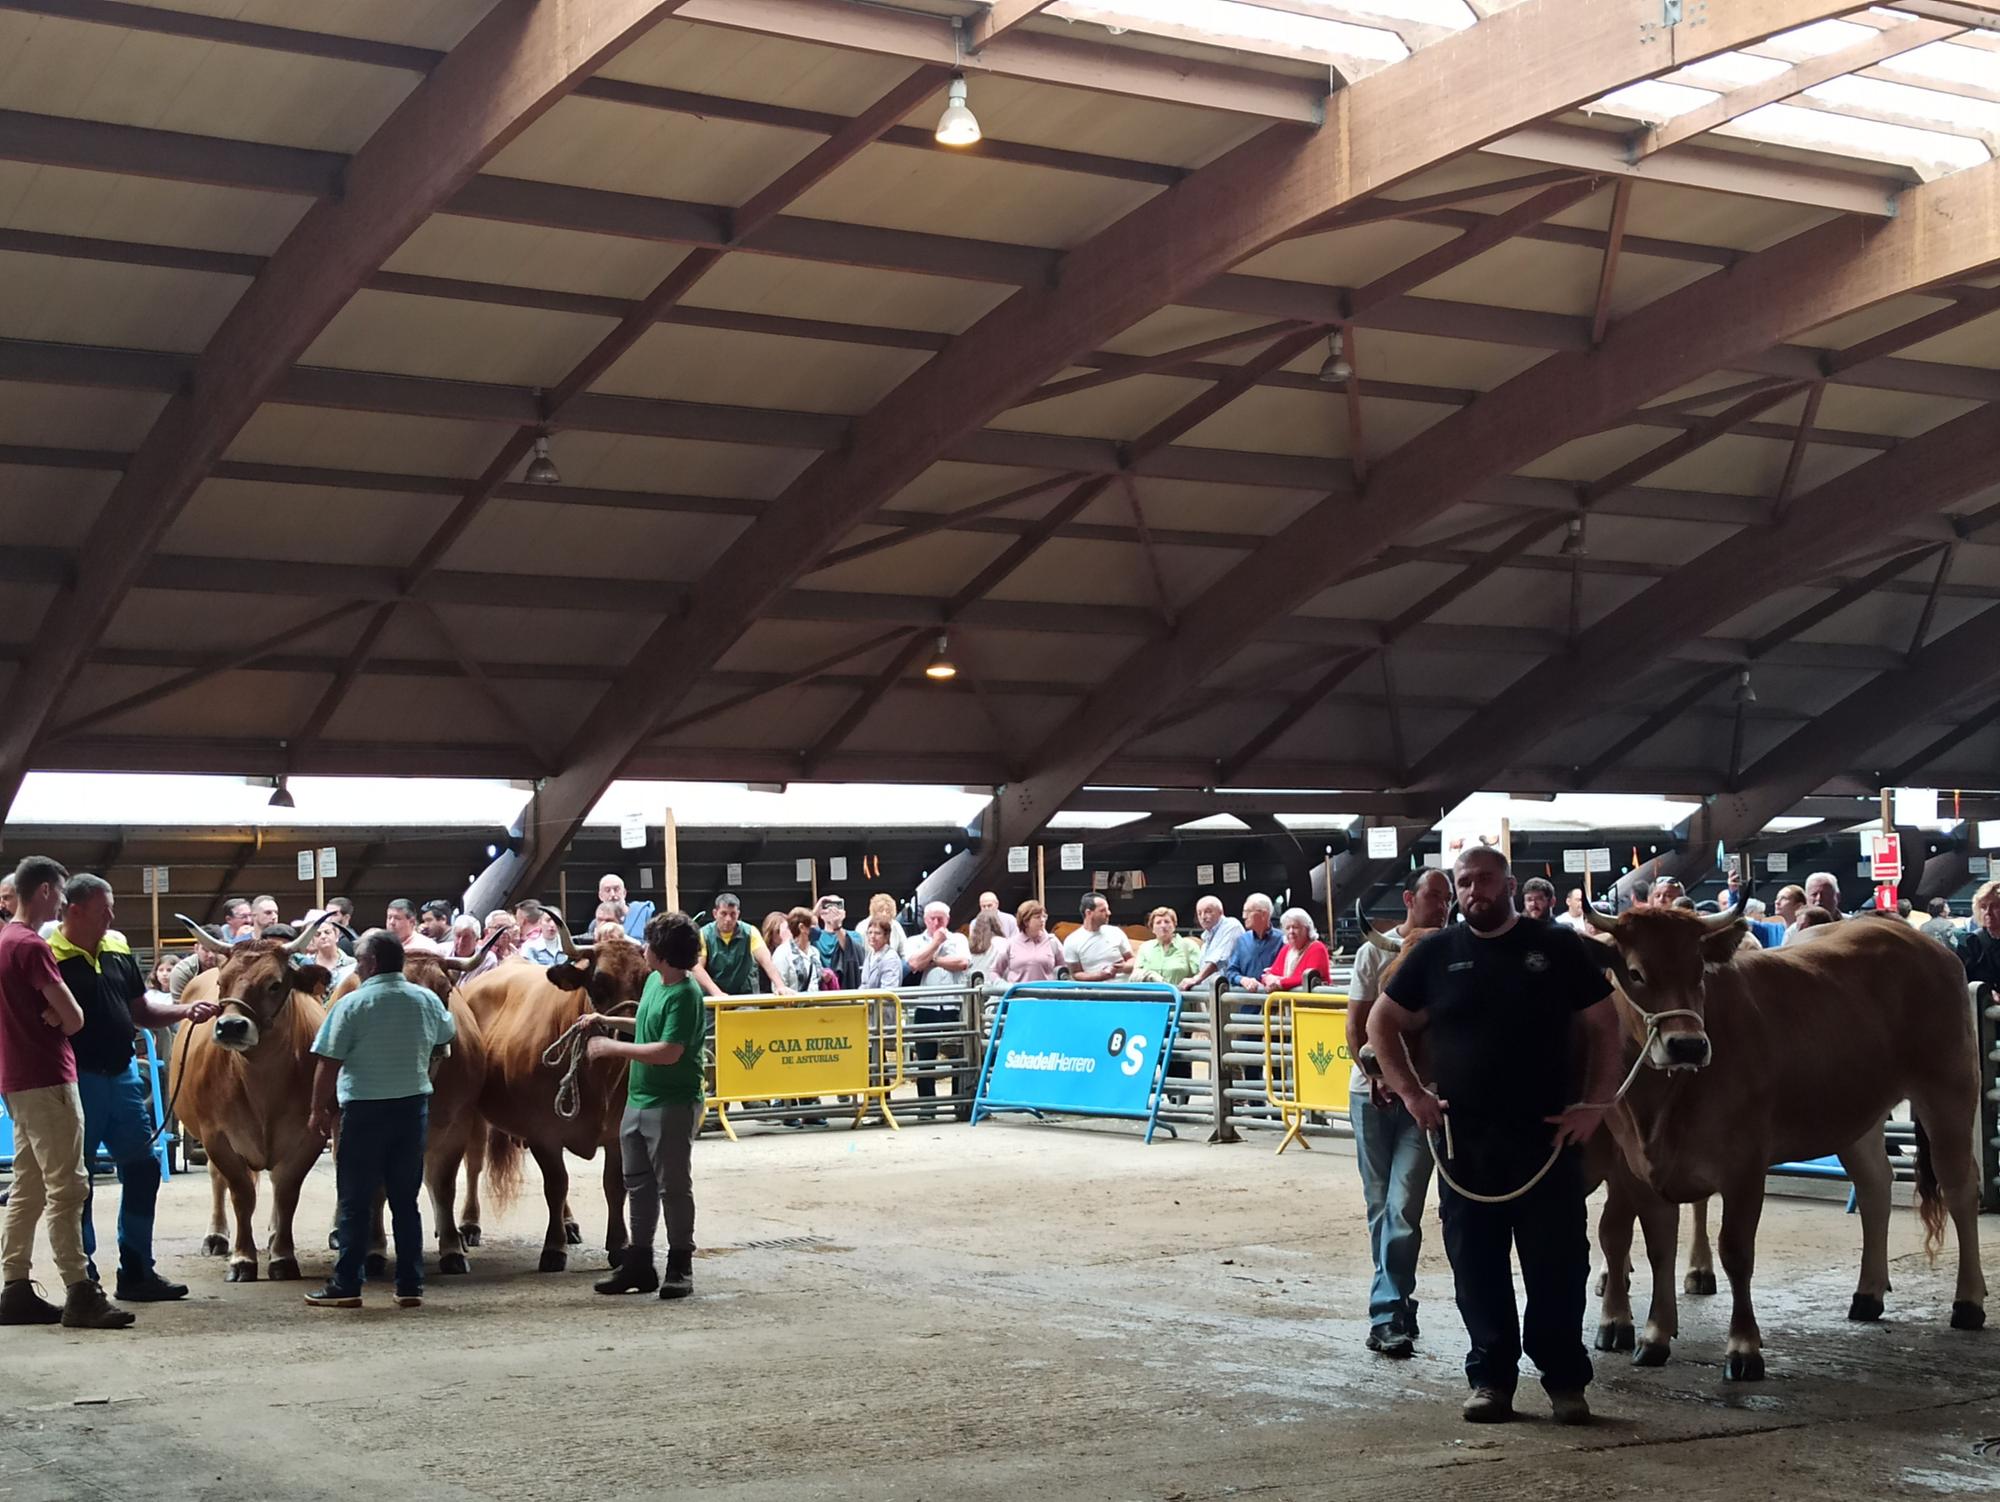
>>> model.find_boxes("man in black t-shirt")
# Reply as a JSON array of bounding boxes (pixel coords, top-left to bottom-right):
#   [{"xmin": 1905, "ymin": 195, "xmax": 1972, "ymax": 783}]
[{"xmin": 1370, "ymin": 845, "xmax": 1621, "ymax": 1427}]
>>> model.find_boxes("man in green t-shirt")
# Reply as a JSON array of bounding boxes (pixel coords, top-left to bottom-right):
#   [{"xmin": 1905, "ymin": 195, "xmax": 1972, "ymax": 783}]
[{"xmin": 578, "ymin": 910, "xmax": 707, "ymax": 1301}]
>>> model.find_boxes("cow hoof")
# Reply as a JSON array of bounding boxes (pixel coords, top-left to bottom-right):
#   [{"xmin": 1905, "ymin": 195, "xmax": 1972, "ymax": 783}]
[
  {"xmin": 226, "ymin": 1262, "xmax": 258, "ymax": 1284},
  {"xmin": 1723, "ymin": 1350, "xmax": 1765, "ymax": 1382},
  {"xmin": 328, "ymin": 1230, "xmax": 340, "ymax": 1251},
  {"xmin": 1594, "ymin": 1322, "xmax": 1635, "ymax": 1353},
  {"xmin": 538, "ymin": 1249, "xmax": 568, "ymax": 1273},
  {"xmin": 1632, "ymin": 1342, "xmax": 1671, "ymax": 1368},
  {"xmin": 1593, "ymin": 1271, "xmax": 1608, "ymax": 1298},
  {"xmin": 563, "ymin": 1221, "xmax": 583, "ymax": 1247},
  {"xmin": 1685, "ymin": 1270, "xmax": 1718, "ymax": 1296},
  {"xmin": 1848, "ymin": 1294, "xmax": 1884, "ymax": 1323},
  {"xmin": 438, "ymin": 1253, "xmax": 470, "ymax": 1276},
  {"xmin": 201, "ymin": 1234, "xmax": 230, "ymax": 1258},
  {"xmin": 267, "ymin": 1257, "xmax": 301, "ymax": 1282},
  {"xmin": 364, "ymin": 1253, "xmax": 389, "ymax": 1280},
  {"xmin": 1952, "ymin": 1301, "xmax": 1986, "ymax": 1331},
  {"xmin": 458, "ymin": 1224, "xmax": 481, "ymax": 1249}
]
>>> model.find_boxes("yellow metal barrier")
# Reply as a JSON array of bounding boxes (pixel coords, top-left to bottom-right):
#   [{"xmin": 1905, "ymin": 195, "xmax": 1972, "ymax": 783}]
[
  {"xmin": 704, "ymin": 990, "xmax": 906, "ymax": 1141},
  {"xmin": 1261, "ymin": 989, "xmax": 1353, "ymax": 1155}
]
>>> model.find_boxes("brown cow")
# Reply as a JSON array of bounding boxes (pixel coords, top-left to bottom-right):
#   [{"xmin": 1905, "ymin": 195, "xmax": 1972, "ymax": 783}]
[
  {"xmin": 172, "ymin": 922, "xmax": 332, "ymax": 1282},
  {"xmin": 325, "ymin": 947, "xmax": 490, "ymax": 1276},
  {"xmin": 456, "ymin": 924, "xmax": 651, "ymax": 1271},
  {"xmin": 1583, "ymin": 904, "xmax": 1986, "ymax": 1380}
]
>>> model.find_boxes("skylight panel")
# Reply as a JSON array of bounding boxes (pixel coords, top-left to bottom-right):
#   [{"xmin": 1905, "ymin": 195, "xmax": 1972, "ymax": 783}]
[
  {"xmin": 1808, "ymin": 73, "xmax": 2000, "ymax": 136},
  {"xmin": 1725, "ymin": 101, "xmax": 1990, "ymax": 176},
  {"xmin": 1760, "ymin": 16, "xmax": 1882, "ymax": 59},
  {"xmin": 1049, "ymin": 0, "xmax": 1411, "ymax": 65},
  {"xmin": 1330, "ymin": 0, "xmax": 1475, "ymax": 25},
  {"xmin": 1889, "ymin": 37, "xmax": 2000, "ymax": 91},
  {"xmin": 1666, "ymin": 51, "xmax": 1793, "ymax": 90},
  {"xmin": 1593, "ymin": 78, "xmax": 1721, "ymax": 123}
]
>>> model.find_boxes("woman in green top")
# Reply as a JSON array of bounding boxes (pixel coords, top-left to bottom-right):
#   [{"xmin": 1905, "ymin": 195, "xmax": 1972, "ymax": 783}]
[
  {"xmin": 1131, "ymin": 906, "xmax": 1202, "ymax": 986},
  {"xmin": 579, "ymin": 910, "xmax": 707, "ymax": 1301}
]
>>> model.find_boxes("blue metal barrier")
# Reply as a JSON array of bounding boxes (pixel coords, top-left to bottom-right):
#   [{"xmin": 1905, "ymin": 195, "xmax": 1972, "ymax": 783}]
[{"xmin": 972, "ymin": 982, "xmax": 1183, "ymax": 1144}]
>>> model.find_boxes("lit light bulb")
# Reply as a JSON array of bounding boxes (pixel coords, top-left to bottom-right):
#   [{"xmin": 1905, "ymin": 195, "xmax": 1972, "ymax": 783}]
[{"xmin": 935, "ymin": 75, "xmax": 981, "ymax": 147}]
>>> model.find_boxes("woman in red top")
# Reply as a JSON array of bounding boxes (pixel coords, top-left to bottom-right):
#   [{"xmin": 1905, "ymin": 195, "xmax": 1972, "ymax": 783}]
[{"xmin": 1247, "ymin": 908, "xmax": 1332, "ymax": 992}]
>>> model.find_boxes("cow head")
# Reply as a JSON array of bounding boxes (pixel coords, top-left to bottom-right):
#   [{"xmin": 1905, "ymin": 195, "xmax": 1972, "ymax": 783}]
[
  {"xmin": 179, "ymin": 917, "xmax": 328, "ymax": 1053},
  {"xmin": 1579, "ymin": 905, "xmax": 1745, "ymax": 1070},
  {"xmin": 542, "ymin": 913, "xmax": 650, "ymax": 1010}
]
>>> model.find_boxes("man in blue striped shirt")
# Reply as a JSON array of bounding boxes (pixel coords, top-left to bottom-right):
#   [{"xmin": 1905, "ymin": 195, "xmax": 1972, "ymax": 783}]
[{"xmin": 303, "ymin": 930, "xmax": 456, "ymax": 1310}]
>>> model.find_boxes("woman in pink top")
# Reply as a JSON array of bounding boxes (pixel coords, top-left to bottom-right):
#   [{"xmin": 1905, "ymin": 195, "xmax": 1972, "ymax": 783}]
[
  {"xmin": 1246, "ymin": 907, "xmax": 1332, "ymax": 991},
  {"xmin": 989, "ymin": 900, "xmax": 1065, "ymax": 985}
]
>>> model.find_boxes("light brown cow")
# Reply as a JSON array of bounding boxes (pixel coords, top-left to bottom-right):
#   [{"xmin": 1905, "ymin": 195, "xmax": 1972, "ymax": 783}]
[
  {"xmin": 1584, "ymin": 905, "xmax": 1986, "ymax": 1380},
  {"xmin": 456, "ymin": 926, "xmax": 651, "ymax": 1271},
  {"xmin": 172, "ymin": 923, "xmax": 331, "ymax": 1282},
  {"xmin": 325, "ymin": 949, "xmax": 489, "ymax": 1276}
]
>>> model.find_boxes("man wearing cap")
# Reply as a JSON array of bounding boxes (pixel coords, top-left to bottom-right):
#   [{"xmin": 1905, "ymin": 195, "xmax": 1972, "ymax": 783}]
[{"xmin": 812, "ymin": 896, "xmax": 863, "ymax": 992}]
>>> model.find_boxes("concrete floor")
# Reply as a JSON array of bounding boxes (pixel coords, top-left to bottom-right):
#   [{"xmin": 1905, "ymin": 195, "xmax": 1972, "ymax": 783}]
[{"xmin": 1, "ymin": 1118, "xmax": 1995, "ymax": 1501}]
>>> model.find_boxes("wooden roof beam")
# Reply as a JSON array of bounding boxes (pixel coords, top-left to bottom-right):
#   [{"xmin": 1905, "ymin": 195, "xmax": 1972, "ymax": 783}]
[
  {"xmin": 1408, "ymin": 402, "xmax": 2000, "ymax": 794},
  {"xmin": 933, "ymin": 148, "xmax": 2000, "ymax": 902},
  {"xmin": 0, "ymin": 0, "xmax": 698, "ymax": 821}
]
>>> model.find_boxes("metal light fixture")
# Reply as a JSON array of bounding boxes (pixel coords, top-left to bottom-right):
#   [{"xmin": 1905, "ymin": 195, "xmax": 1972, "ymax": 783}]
[
  {"xmin": 524, "ymin": 433, "xmax": 561, "ymax": 486},
  {"xmin": 935, "ymin": 75, "xmax": 981, "ymax": 146},
  {"xmin": 1317, "ymin": 328, "xmax": 1353, "ymax": 384},
  {"xmin": 1559, "ymin": 515, "xmax": 1587, "ymax": 557},
  {"xmin": 268, "ymin": 776, "xmax": 296, "ymax": 810},
  {"xmin": 1733, "ymin": 667, "xmax": 1757, "ymax": 705},
  {"xmin": 924, "ymin": 633, "xmax": 958, "ymax": 681}
]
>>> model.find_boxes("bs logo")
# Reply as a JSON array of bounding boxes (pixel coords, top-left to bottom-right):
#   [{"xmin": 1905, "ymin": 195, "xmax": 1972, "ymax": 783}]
[{"xmin": 1106, "ymin": 1026, "xmax": 1150, "ymax": 1077}]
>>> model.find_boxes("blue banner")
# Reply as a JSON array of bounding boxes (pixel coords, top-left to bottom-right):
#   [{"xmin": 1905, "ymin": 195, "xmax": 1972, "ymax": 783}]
[{"xmin": 972, "ymin": 983, "xmax": 1182, "ymax": 1142}]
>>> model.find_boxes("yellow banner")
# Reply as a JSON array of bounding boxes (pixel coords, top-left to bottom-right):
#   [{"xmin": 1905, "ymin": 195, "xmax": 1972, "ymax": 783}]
[
  {"xmin": 1292, "ymin": 1003, "xmax": 1354, "ymax": 1112},
  {"xmin": 713, "ymin": 1003, "xmax": 870, "ymax": 1099}
]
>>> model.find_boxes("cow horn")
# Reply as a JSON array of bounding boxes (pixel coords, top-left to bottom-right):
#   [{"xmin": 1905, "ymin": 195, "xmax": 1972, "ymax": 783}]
[
  {"xmin": 1579, "ymin": 904, "xmax": 1623, "ymax": 935},
  {"xmin": 550, "ymin": 910, "xmax": 596, "ymax": 961},
  {"xmin": 435, "ymin": 926, "xmax": 505, "ymax": 974},
  {"xmin": 1699, "ymin": 907, "xmax": 1746, "ymax": 934},
  {"xmin": 284, "ymin": 920, "xmax": 326, "ymax": 958},
  {"xmin": 1360, "ymin": 925, "xmax": 1398, "ymax": 954},
  {"xmin": 178, "ymin": 915, "xmax": 235, "ymax": 956}
]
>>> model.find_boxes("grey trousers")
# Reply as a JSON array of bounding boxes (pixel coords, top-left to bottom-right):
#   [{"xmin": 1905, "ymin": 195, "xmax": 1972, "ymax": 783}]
[{"xmin": 620, "ymin": 1102, "xmax": 699, "ymax": 1255}]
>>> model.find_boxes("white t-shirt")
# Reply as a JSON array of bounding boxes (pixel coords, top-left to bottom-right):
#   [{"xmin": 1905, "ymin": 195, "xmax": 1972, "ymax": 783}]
[
  {"xmin": 1346, "ymin": 932, "xmax": 1399, "ymax": 1090},
  {"xmin": 1555, "ymin": 912, "xmax": 1592, "ymax": 934},
  {"xmin": 1062, "ymin": 924, "xmax": 1132, "ymax": 976}
]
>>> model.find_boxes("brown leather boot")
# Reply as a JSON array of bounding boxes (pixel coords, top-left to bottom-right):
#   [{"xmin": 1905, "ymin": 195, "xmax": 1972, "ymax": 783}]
[
  {"xmin": 0, "ymin": 1279, "xmax": 63, "ymax": 1325},
  {"xmin": 61, "ymin": 1280, "xmax": 135, "ymax": 1330}
]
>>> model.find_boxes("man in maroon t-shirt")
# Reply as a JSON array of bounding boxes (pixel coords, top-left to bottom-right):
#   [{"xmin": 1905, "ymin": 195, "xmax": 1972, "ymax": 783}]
[{"xmin": 0, "ymin": 857, "xmax": 132, "ymax": 1329}]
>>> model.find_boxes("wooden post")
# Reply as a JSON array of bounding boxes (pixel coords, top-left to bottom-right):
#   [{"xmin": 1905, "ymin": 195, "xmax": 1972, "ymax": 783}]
[
  {"xmin": 809, "ymin": 859, "xmax": 819, "ymax": 908},
  {"xmin": 559, "ymin": 867, "xmax": 569, "ymax": 919},
  {"xmin": 663, "ymin": 807, "xmax": 680, "ymax": 913},
  {"xmin": 314, "ymin": 854, "xmax": 325, "ymax": 916},
  {"xmin": 150, "ymin": 871, "xmax": 160, "ymax": 968},
  {"xmin": 1322, "ymin": 852, "xmax": 1335, "ymax": 946},
  {"xmin": 1583, "ymin": 866, "xmax": 1594, "ymax": 904},
  {"xmin": 1035, "ymin": 845, "xmax": 1046, "ymax": 910},
  {"xmin": 1498, "ymin": 816, "xmax": 1512, "ymax": 864}
]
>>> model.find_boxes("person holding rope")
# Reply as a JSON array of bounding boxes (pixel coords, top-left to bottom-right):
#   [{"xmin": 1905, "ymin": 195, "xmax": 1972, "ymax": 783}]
[
  {"xmin": 585, "ymin": 910, "xmax": 706, "ymax": 1301},
  {"xmin": 1368, "ymin": 845, "xmax": 1621, "ymax": 1426},
  {"xmin": 53, "ymin": 873, "xmax": 216, "ymax": 1302}
]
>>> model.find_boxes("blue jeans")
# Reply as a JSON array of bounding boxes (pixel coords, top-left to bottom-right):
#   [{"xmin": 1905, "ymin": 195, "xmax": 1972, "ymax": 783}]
[
  {"xmin": 331, "ymin": 1096, "xmax": 428, "ymax": 1296},
  {"xmin": 1350, "ymin": 1087, "xmax": 1432, "ymax": 1324},
  {"xmin": 76, "ymin": 1062, "xmax": 161, "ymax": 1275}
]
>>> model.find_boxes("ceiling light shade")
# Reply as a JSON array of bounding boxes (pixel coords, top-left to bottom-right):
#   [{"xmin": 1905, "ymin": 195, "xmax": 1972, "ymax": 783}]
[
  {"xmin": 924, "ymin": 633, "xmax": 958, "ymax": 681},
  {"xmin": 935, "ymin": 75, "xmax": 981, "ymax": 146},
  {"xmin": 1733, "ymin": 668, "xmax": 1757, "ymax": 705},
  {"xmin": 1316, "ymin": 329, "xmax": 1353, "ymax": 384},
  {"xmin": 1559, "ymin": 516, "xmax": 1587, "ymax": 557},
  {"xmin": 524, "ymin": 433, "xmax": 561, "ymax": 486},
  {"xmin": 268, "ymin": 777, "xmax": 296, "ymax": 809}
]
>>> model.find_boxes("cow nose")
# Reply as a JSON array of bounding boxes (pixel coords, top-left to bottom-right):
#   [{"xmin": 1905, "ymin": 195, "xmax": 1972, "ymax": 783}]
[
  {"xmin": 1664, "ymin": 1032, "xmax": 1710, "ymax": 1068},
  {"xmin": 215, "ymin": 1016, "xmax": 249, "ymax": 1043}
]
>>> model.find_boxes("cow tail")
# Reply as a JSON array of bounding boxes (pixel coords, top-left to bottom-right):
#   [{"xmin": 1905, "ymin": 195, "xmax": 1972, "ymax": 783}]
[
  {"xmin": 1914, "ymin": 1116, "xmax": 1946, "ymax": 1263},
  {"xmin": 484, "ymin": 1125, "xmax": 524, "ymax": 1214}
]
